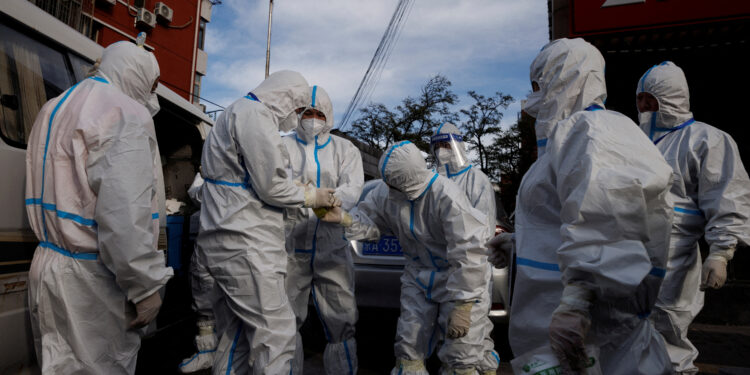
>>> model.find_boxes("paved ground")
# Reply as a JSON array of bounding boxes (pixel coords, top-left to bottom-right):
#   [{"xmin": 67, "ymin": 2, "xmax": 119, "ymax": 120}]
[
  {"xmin": 135, "ymin": 300, "xmax": 750, "ymax": 374},
  {"xmin": 134, "ymin": 272, "xmax": 750, "ymax": 374}
]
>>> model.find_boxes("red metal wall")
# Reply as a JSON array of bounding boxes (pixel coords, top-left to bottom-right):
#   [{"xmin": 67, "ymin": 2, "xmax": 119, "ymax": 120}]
[
  {"xmin": 570, "ymin": 0, "xmax": 750, "ymax": 36},
  {"xmin": 93, "ymin": 0, "xmax": 199, "ymax": 101}
]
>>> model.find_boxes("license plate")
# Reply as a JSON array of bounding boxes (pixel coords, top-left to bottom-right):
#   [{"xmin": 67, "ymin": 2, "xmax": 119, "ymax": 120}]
[{"xmin": 361, "ymin": 235, "xmax": 403, "ymax": 256}]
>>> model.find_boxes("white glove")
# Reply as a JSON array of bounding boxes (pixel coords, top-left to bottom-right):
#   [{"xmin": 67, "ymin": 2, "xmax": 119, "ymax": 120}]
[
  {"xmin": 319, "ymin": 206, "xmax": 353, "ymax": 227},
  {"xmin": 549, "ymin": 284, "xmax": 594, "ymax": 373},
  {"xmin": 304, "ymin": 187, "xmax": 340, "ymax": 208},
  {"xmin": 447, "ymin": 301, "xmax": 473, "ymax": 339},
  {"xmin": 701, "ymin": 253, "xmax": 729, "ymax": 290},
  {"xmin": 486, "ymin": 232, "xmax": 513, "ymax": 268},
  {"xmin": 130, "ymin": 291, "xmax": 162, "ymax": 329}
]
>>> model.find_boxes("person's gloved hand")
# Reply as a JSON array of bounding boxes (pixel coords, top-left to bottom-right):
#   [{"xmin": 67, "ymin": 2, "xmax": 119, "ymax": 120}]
[
  {"xmin": 304, "ymin": 187, "xmax": 340, "ymax": 208},
  {"xmin": 129, "ymin": 291, "xmax": 162, "ymax": 329},
  {"xmin": 319, "ymin": 206, "xmax": 353, "ymax": 227},
  {"xmin": 486, "ymin": 232, "xmax": 513, "ymax": 268},
  {"xmin": 549, "ymin": 284, "xmax": 594, "ymax": 373},
  {"xmin": 447, "ymin": 301, "xmax": 473, "ymax": 339},
  {"xmin": 701, "ymin": 252, "xmax": 730, "ymax": 290}
]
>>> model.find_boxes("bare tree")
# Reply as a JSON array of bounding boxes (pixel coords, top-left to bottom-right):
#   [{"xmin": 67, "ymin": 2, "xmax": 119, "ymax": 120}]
[
  {"xmin": 459, "ymin": 91, "xmax": 514, "ymax": 175},
  {"xmin": 349, "ymin": 75, "xmax": 458, "ymax": 152}
]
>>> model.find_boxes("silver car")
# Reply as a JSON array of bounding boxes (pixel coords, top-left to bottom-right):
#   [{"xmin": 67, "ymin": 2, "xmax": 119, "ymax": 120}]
[{"xmin": 350, "ymin": 180, "xmax": 510, "ymax": 322}]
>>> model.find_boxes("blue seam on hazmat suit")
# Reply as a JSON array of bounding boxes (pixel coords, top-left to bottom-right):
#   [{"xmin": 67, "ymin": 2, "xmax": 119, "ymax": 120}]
[
  {"xmin": 381, "ymin": 141, "xmax": 411, "ymax": 183},
  {"xmin": 311, "ymin": 85, "xmax": 317, "ymax": 108},
  {"xmin": 38, "ymin": 241, "xmax": 98, "ymax": 260},
  {"xmin": 517, "ymin": 256, "xmax": 667, "ymax": 278},
  {"xmin": 25, "ymin": 199, "xmax": 97, "ymax": 226},
  {"xmin": 653, "ymin": 118, "xmax": 695, "ymax": 145},
  {"xmin": 427, "ymin": 325, "xmax": 437, "ymax": 356},
  {"xmin": 178, "ymin": 349, "xmax": 218, "ymax": 368},
  {"xmin": 343, "ymin": 339, "xmax": 354, "ymax": 374},
  {"xmin": 309, "ymin": 132, "xmax": 334, "ymax": 342},
  {"xmin": 408, "ymin": 174, "xmax": 445, "ymax": 271},
  {"xmin": 36, "ymin": 76, "xmax": 108, "ymax": 255},
  {"xmin": 491, "ymin": 351, "xmax": 500, "ymax": 364},
  {"xmin": 674, "ymin": 206, "xmax": 702, "ymax": 216},
  {"xmin": 536, "ymin": 105, "xmax": 602, "ymax": 150},
  {"xmin": 446, "ymin": 164, "xmax": 472, "ymax": 178},
  {"xmin": 226, "ymin": 326, "xmax": 243, "ymax": 375}
]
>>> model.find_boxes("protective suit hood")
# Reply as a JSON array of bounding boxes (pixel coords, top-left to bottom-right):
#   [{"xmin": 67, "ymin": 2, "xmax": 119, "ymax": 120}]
[
  {"xmin": 527, "ymin": 38, "xmax": 606, "ymax": 154},
  {"xmin": 636, "ymin": 61, "xmax": 693, "ymax": 130},
  {"xmin": 296, "ymin": 85, "xmax": 334, "ymax": 143},
  {"xmin": 379, "ymin": 141, "xmax": 433, "ymax": 201},
  {"xmin": 98, "ymin": 41, "xmax": 160, "ymax": 115},
  {"xmin": 430, "ymin": 122, "xmax": 469, "ymax": 174},
  {"xmin": 251, "ymin": 70, "xmax": 309, "ymax": 131}
]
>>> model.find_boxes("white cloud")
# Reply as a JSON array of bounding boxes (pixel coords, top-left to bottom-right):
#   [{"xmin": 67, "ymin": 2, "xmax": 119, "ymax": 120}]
[{"xmin": 202, "ymin": 0, "xmax": 549, "ymax": 127}]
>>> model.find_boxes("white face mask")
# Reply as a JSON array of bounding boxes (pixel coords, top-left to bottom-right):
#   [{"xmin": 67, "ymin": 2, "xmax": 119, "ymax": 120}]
[
  {"xmin": 436, "ymin": 148, "xmax": 453, "ymax": 166},
  {"xmin": 144, "ymin": 93, "xmax": 160, "ymax": 117},
  {"xmin": 300, "ymin": 118, "xmax": 326, "ymax": 136},
  {"xmin": 638, "ymin": 111, "xmax": 655, "ymax": 127},
  {"xmin": 522, "ymin": 90, "xmax": 544, "ymax": 117}
]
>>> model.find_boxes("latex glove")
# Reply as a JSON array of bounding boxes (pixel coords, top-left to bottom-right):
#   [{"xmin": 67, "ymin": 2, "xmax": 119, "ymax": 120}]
[
  {"xmin": 304, "ymin": 187, "xmax": 340, "ymax": 208},
  {"xmin": 700, "ymin": 253, "xmax": 729, "ymax": 290},
  {"xmin": 486, "ymin": 232, "xmax": 513, "ymax": 268},
  {"xmin": 447, "ymin": 301, "xmax": 473, "ymax": 339},
  {"xmin": 319, "ymin": 206, "xmax": 353, "ymax": 227},
  {"xmin": 130, "ymin": 291, "xmax": 162, "ymax": 329},
  {"xmin": 549, "ymin": 284, "xmax": 594, "ymax": 373}
]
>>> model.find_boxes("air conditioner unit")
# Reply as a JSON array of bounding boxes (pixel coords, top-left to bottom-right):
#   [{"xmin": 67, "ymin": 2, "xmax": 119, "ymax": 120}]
[
  {"xmin": 154, "ymin": 2, "xmax": 173, "ymax": 23},
  {"xmin": 136, "ymin": 8, "xmax": 156, "ymax": 29}
]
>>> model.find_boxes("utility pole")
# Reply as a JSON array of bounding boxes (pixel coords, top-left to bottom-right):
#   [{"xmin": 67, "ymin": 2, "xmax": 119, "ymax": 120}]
[{"xmin": 265, "ymin": 0, "xmax": 273, "ymax": 78}]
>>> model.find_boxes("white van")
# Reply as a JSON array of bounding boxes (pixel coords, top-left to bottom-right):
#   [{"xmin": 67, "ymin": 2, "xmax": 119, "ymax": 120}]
[{"xmin": 0, "ymin": 0, "xmax": 211, "ymax": 372}]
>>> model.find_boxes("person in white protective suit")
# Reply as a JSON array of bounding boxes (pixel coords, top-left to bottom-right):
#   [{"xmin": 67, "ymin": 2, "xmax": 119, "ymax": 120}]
[
  {"xmin": 179, "ymin": 173, "xmax": 220, "ymax": 373},
  {"xmin": 486, "ymin": 38, "xmax": 675, "ymax": 374},
  {"xmin": 282, "ymin": 85, "xmax": 364, "ymax": 375},
  {"xmin": 25, "ymin": 41, "xmax": 173, "ymax": 374},
  {"xmin": 430, "ymin": 122, "xmax": 496, "ymax": 237},
  {"xmin": 321, "ymin": 141, "xmax": 499, "ymax": 375},
  {"xmin": 635, "ymin": 61, "xmax": 750, "ymax": 374},
  {"xmin": 195, "ymin": 70, "xmax": 340, "ymax": 375}
]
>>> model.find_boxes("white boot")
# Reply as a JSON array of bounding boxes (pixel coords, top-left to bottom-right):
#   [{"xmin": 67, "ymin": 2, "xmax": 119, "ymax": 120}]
[{"xmin": 178, "ymin": 320, "xmax": 217, "ymax": 373}]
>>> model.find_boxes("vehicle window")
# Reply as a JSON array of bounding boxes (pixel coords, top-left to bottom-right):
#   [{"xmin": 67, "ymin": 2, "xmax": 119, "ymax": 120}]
[
  {"xmin": 0, "ymin": 22, "xmax": 74, "ymax": 147},
  {"xmin": 68, "ymin": 52, "xmax": 93, "ymax": 82}
]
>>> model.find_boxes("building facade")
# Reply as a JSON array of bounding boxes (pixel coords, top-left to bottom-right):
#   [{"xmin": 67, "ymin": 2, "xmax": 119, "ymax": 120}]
[{"xmin": 28, "ymin": 0, "xmax": 213, "ymax": 107}]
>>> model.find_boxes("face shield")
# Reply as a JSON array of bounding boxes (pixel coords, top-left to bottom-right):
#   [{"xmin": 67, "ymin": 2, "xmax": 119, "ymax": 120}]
[{"xmin": 430, "ymin": 133, "xmax": 466, "ymax": 167}]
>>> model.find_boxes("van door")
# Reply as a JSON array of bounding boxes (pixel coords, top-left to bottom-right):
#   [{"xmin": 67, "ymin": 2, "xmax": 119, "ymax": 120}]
[{"xmin": 0, "ymin": 18, "xmax": 79, "ymax": 372}]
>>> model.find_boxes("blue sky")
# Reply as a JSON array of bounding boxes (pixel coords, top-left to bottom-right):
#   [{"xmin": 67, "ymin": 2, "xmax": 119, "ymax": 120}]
[{"xmin": 200, "ymin": 0, "xmax": 550, "ymax": 130}]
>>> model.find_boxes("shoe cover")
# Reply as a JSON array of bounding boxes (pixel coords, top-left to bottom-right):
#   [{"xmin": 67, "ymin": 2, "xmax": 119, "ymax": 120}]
[
  {"xmin": 323, "ymin": 338, "xmax": 357, "ymax": 374},
  {"xmin": 178, "ymin": 333, "xmax": 217, "ymax": 373}
]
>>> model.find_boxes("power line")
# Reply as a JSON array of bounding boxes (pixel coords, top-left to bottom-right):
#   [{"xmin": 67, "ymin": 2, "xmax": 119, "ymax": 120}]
[
  {"xmin": 158, "ymin": 80, "xmax": 226, "ymax": 109},
  {"xmin": 338, "ymin": 0, "xmax": 414, "ymax": 131}
]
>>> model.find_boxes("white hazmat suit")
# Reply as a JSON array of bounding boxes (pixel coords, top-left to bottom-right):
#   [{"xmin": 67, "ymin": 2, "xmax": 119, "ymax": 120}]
[
  {"xmin": 282, "ymin": 85, "xmax": 364, "ymax": 375},
  {"xmin": 509, "ymin": 38, "xmax": 674, "ymax": 374},
  {"xmin": 179, "ymin": 173, "xmax": 220, "ymax": 373},
  {"xmin": 431, "ymin": 122, "xmax": 496, "ymax": 236},
  {"xmin": 195, "ymin": 71, "xmax": 337, "ymax": 375},
  {"xmin": 637, "ymin": 61, "xmax": 750, "ymax": 374},
  {"xmin": 327, "ymin": 141, "xmax": 499, "ymax": 375},
  {"xmin": 25, "ymin": 41, "xmax": 173, "ymax": 374}
]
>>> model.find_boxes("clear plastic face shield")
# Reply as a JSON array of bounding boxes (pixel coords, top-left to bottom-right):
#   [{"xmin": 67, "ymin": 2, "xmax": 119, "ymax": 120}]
[{"xmin": 430, "ymin": 132, "xmax": 466, "ymax": 167}]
